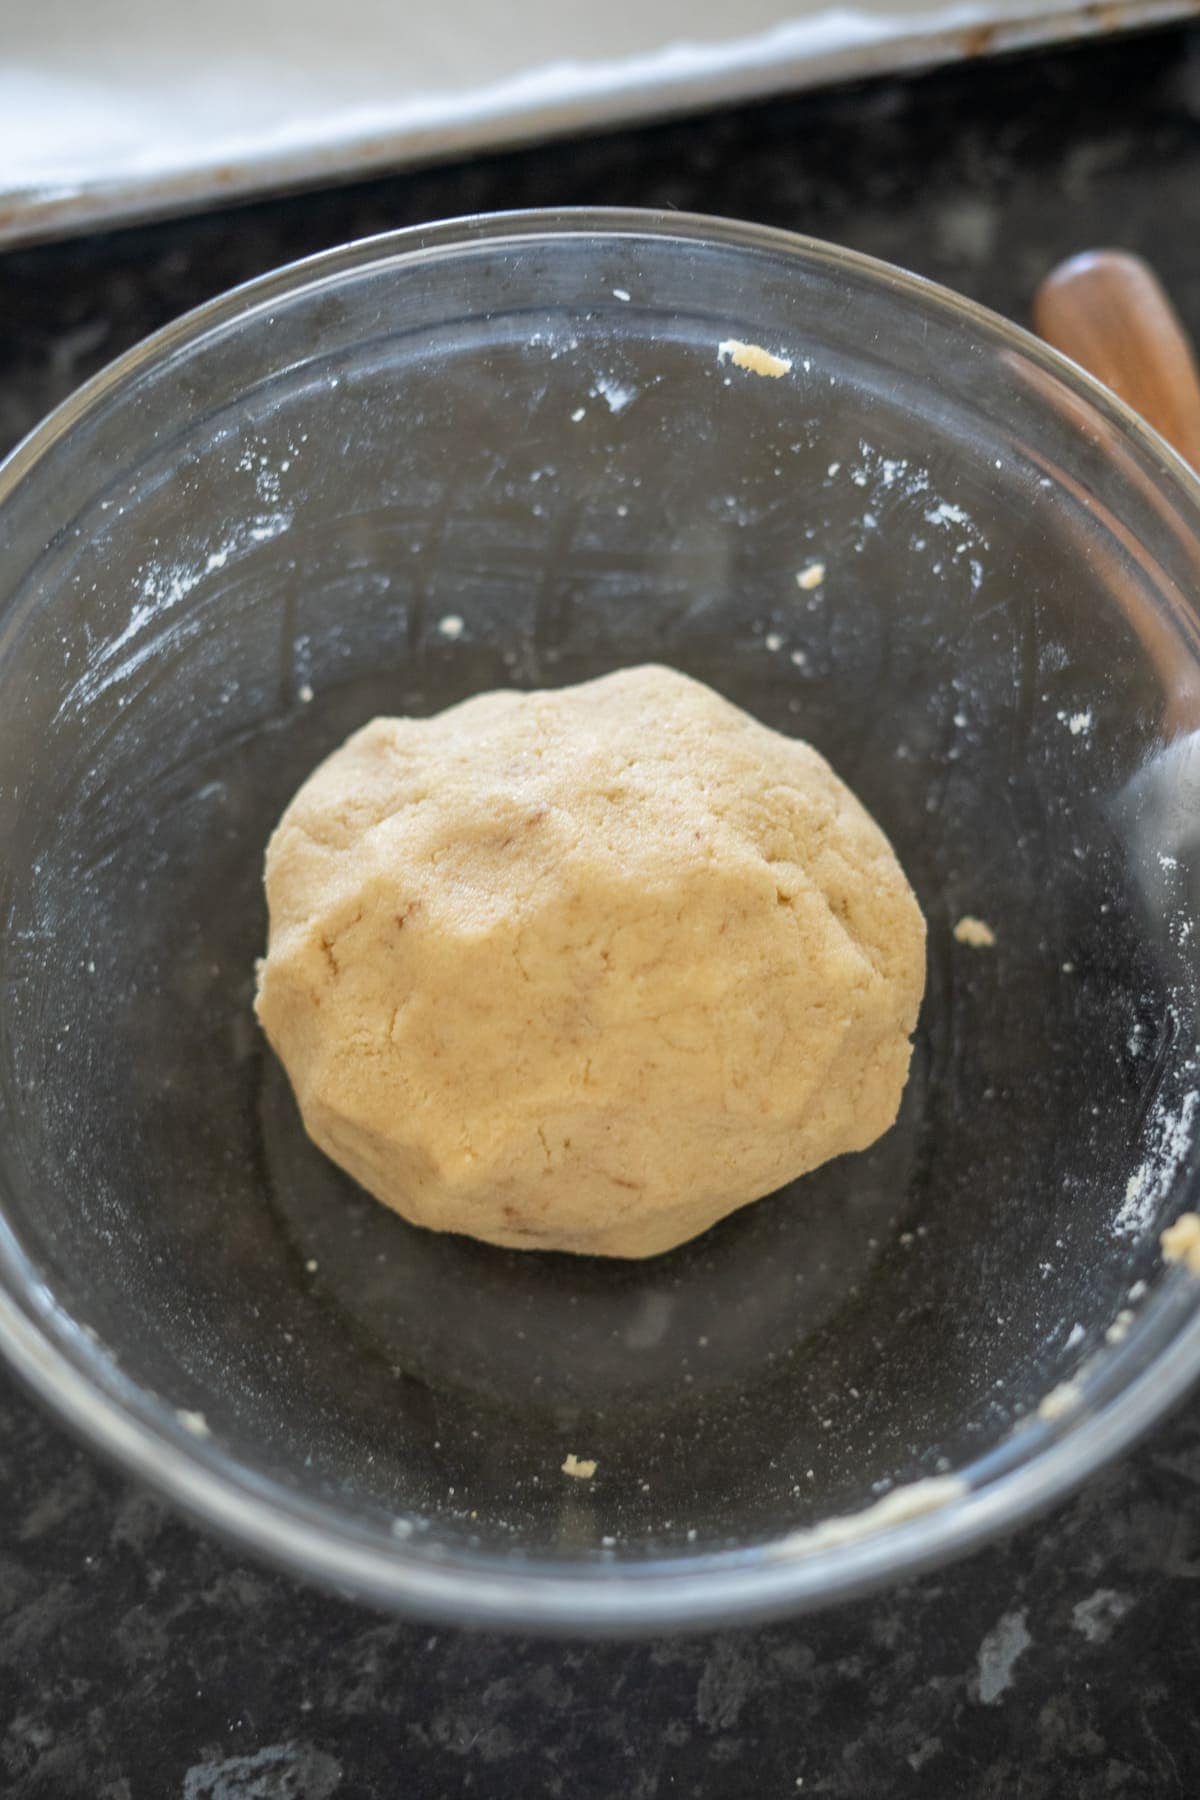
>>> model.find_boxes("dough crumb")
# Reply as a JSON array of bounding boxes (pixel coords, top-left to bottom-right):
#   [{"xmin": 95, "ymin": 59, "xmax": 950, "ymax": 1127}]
[
  {"xmin": 612, "ymin": 287, "xmax": 631, "ymax": 302},
  {"xmin": 769, "ymin": 1475, "xmax": 965, "ymax": 1559},
  {"xmin": 298, "ymin": 682, "xmax": 314, "ymax": 704},
  {"xmin": 1037, "ymin": 1378, "xmax": 1082, "ymax": 1421},
  {"xmin": 437, "ymin": 614, "xmax": 464, "ymax": 640},
  {"xmin": 717, "ymin": 339, "xmax": 793, "ymax": 378},
  {"xmin": 562, "ymin": 1453, "xmax": 597, "ymax": 1480},
  {"xmin": 1162, "ymin": 1211, "xmax": 1200, "ymax": 1275},
  {"xmin": 796, "ymin": 563, "xmax": 826, "ymax": 590},
  {"xmin": 176, "ymin": 1408, "xmax": 211, "ymax": 1438},
  {"xmin": 1105, "ymin": 1307, "xmax": 1135, "ymax": 1345},
  {"xmin": 954, "ymin": 915, "xmax": 996, "ymax": 948}
]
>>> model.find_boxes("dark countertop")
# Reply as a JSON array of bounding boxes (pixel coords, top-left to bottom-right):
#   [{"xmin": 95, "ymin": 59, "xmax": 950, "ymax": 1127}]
[{"xmin": 3, "ymin": 25, "xmax": 1200, "ymax": 1798}]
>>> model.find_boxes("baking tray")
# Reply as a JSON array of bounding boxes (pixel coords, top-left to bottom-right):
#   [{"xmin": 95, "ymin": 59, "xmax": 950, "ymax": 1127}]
[{"xmin": 2, "ymin": 0, "xmax": 1197, "ymax": 246}]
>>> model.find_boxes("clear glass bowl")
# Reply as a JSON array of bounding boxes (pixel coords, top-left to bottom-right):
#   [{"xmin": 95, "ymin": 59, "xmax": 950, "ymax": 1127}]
[{"xmin": 1, "ymin": 209, "xmax": 1200, "ymax": 1633}]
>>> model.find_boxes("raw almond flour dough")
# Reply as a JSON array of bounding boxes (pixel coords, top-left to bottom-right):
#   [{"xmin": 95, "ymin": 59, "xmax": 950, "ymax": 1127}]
[{"xmin": 255, "ymin": 666, "xmax": 926, "ymax": 1258}]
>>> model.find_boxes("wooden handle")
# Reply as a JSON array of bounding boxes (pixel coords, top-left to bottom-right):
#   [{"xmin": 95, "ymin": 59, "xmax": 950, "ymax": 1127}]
[{"xmin": 1033, "ymin": 250, "xmax": 1200, "ymax": 471}]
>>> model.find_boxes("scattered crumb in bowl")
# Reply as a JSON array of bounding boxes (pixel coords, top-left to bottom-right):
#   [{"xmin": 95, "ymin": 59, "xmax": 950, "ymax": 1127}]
[
  {"xmin": 796, "ymin": 562, "xmax": 826, "ymax": 590},
  {"xmin": 436, "ymin": 614, "xmax": 464, "ymax": 640},
  {"xmin": 1161, "ymin": 1211, "xmax": 1200, "ymax": 1274},
  {"xmin": 561, "ymin": 1453, "xmax": 597, "ymax": 1480},
  {"xmin": 176, "ymin": 1408, "xmax": 211, "ymax": 1438},
  {"xmin": 1032, "ymin": 1290, "xmax": 1150, "ymax": 1425},
  {"xmin": 768, "ymin": 1474, "xmax": 965, "ymax": 1560},
  {"xmin": 1105, "ymin": 1308, "xmax": 1136, "ymax": 1345},
  {"xmin": 954, "ymin": 915, "xmax": 996, "ymax": 948},
  {"xmin": 717, "ymin": 339, "xmax": 792, "ymax": 378},
  {"xmin": 1037, "ymin": 1378, "xmax": 1082, "ymax": 1422}
]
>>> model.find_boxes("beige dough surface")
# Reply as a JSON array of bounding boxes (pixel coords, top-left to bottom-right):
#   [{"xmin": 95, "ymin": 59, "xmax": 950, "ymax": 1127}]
[{"xmin": 255, "ymin": 665, "xmax": 926, "ymax": 1258}]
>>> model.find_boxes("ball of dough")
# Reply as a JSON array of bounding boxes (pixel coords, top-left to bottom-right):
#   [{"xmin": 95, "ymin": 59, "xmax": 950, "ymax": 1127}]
[{"xmin": 255, "ymin": 666, "xmax": 925, "ymax": 1258}]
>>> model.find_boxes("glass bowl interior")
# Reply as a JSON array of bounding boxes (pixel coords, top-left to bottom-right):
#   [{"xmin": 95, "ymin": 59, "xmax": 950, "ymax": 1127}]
[{"xmin": 1, "ymin": 210, "xmax": 1200, "ymax": 1632}]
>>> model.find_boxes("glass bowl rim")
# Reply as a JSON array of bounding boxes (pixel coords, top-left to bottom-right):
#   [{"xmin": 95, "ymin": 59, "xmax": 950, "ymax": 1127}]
[{"xmin": 3, "ymin": 204, "xmax": 1200, "ymax": 1635}]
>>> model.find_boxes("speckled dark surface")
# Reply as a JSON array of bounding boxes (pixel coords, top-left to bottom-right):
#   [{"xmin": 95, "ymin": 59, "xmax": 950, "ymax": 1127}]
[{"xmin": 2, "ymin": 24, "xmax": 1200, "ymax": 1798}]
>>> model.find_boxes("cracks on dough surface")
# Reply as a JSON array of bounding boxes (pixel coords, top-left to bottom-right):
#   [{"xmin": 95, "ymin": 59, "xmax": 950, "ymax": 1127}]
[
  {"xmin": 765, "ymin": 849, "xmax": 883, "ymax": 986},
  {"xmin": 511, "ymin": 933, "xmax": 534, "ymax": 986},
  {"xmin": 314, "ymin": 906, "xmax": 364, "ymax": 980},
  {"xmin": 825, "ymin": 872, "xmax": 887, "ymax": 981},
  {"xmin": 288, "ymin": 788, "xmax": 430, "ymax": 855},
  {"xmin": 570, "ymin": 1145, "xmax": 646, "ymax": 1201},
  {"xmin": 756, "ymin": 775, "xmax": 900, "ymax": 984}
]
